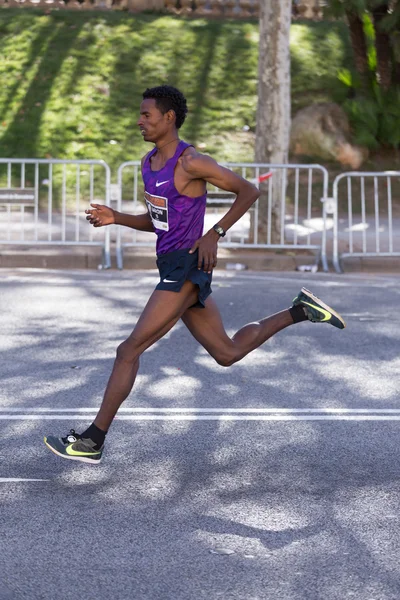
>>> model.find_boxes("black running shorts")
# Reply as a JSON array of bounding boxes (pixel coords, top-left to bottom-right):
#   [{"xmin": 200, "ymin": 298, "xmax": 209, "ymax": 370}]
[{"xmin": 156, "ymin": 248, "xmax": 213, "ymax": 308}]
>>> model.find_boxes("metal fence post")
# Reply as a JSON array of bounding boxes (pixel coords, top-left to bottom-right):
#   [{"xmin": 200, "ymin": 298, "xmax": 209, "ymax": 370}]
[
  {"xmin": 115, "ymin": 161, "xmax": 330, "ymax": 271},
  {"xmin": 332, "ymin": 171, "xmax": 400, "ymax": 272},
  {"xmin": 0, "ymin": 158, "xmax": 112, "ymax": 268}
]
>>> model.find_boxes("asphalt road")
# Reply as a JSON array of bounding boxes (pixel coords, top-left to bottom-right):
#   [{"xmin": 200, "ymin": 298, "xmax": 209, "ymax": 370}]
[{"xmin": 1, "ymin": 268, "xmax": 400, "ymax": 600}]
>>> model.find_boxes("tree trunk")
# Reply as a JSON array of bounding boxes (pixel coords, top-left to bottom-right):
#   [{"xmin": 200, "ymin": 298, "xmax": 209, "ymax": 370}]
[
  {"xmin": 346, "ymin": 10, "xmax": 370, "ymax": 92},
  {"xmin": 255, "ymin": 0, "xmax": 292, "ymax": 245},
  {"xmin": 371, "ymin": 1, "xmax": 392, "ymax": 91},
  {"xmin": 390, "ymin": 21, "xmax": 400, "ymax": 85},
  {"xmin": 394, "ymin": 59, "xmax": 400, "ymax": 85}
]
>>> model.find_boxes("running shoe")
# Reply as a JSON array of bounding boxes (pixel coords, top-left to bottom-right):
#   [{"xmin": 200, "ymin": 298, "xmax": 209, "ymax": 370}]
[
  {"xmin": 44, "ymin": 429, "xmax": 103, "ymax": 464},
  {"xmin": 292, "ymin": 287, "xmax": 346, "ymax": 329}
]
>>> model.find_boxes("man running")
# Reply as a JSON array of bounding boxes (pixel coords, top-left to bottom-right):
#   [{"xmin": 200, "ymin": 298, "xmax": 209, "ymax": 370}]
[{"xmin": 44, "ymin": 85, "xmax": 345, "ymax": 464}]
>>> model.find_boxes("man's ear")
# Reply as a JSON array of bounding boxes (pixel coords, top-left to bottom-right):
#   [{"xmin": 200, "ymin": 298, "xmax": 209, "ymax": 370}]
[{"xmin": 167, "ymin": 109, "xmax": 176, "ymax": 124}]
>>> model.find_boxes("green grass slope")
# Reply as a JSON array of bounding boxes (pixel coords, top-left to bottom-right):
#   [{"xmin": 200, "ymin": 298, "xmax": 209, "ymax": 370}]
[{"xmin": 0, "ymin": 10, "xmax": 352, "ymax": 168}]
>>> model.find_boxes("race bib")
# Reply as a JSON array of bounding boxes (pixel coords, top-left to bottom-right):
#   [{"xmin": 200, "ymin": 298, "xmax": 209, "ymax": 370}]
[{"xmin": 144, "ymin": 191, "xmax": 169, "ymax": 232}]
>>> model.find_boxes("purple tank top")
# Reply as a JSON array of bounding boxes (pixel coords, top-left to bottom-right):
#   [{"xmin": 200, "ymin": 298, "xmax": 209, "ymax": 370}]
[{"xmin": 142, "ymin": 140, "xmax": 207, "ymax": 256}]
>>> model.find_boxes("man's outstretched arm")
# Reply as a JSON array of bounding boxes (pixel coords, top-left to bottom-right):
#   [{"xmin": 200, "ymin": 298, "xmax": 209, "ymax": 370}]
[{"xmin": 85, "ymin": 203, "xmax": 154, "ymax": 232}]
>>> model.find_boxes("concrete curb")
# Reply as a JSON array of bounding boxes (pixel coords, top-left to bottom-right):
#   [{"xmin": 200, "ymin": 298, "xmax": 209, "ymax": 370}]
[
  {"xmin": 0, "ymin": 244, "xmax": 399, "ymax": 274},
  {"xmin": 0, "ymin": 245, "xmax": 322, "ymax": 272}
]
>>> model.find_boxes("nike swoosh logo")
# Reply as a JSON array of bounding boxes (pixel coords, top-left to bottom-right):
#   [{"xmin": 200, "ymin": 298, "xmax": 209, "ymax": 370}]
[
  {"xmin": 163, "ymin": 279, "xmax": 179, "ymax": 283},
  {"xmin": 65, "ymin": 445, "xmax": 101, "ymax": 457},
  {"xmin": 302, "ymin": 300, "xmax": 331, "ymax": 322},
  {"xmin": 155, "ymin": 180, "xmax": 169, "ymax": 187}
]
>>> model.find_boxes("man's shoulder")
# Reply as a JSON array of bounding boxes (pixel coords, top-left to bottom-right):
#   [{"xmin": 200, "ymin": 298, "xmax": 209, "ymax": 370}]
[
  {"xmin": 180, "ymin": 145, "xmax": 197, "ymax": 159},
  {"xmin": 180, "ymin": 146, "xmax": 211, "ymax": 172}
]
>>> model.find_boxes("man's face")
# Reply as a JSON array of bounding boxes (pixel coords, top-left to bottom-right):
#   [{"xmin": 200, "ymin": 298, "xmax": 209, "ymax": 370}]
[{"xmin": 137, "ymin": 98, "xmax": 172, "ymax": 143}]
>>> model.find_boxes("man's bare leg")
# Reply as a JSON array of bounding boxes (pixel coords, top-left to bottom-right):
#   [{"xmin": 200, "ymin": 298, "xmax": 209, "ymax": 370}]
[
  {"xmin": 44, "ymin": 280, "xmax": 200, "ymax": 462},
  {"xmin": 44, "ymin": 284, "xmax": 344, "ymax": 462},
  {"xmin": 181, "ymin": 297, "xmax": 297, "ymax": 367},
  {"xmin": 93, "ymin": 280, "xmax": 199, "ymax": 431}
]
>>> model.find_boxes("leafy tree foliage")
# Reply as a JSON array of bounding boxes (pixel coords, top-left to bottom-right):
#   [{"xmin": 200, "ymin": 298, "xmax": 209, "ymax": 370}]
[{"xmin": 324, "ymin": 0, "xmax": 400, "ymax": 149}]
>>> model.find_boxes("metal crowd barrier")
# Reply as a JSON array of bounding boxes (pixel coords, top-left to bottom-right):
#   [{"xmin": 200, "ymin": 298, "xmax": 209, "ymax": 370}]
[
  {"xmin": 116, "ymin": 161, "xmax": 330, "ymax": 271},
  {"xmin": 7, "ymin": 159, "xmax": 398, "ymax": 274},
  {"xmin": 332, "ymin": 171, "xmax": 400, "ymax": 273},
  {"xmin": 0, "ymin": 158, "xmax": 112, "ymax": 268}
]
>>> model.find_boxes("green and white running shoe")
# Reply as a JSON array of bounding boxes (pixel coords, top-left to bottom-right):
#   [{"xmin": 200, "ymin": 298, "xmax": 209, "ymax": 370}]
[
  {"xmin": 44, "ymin": 429, "xmax": 103, "ymax": 464},
  {"xmin": 292, "ymin": 287, "xmax": 346, "ymax": 329}
]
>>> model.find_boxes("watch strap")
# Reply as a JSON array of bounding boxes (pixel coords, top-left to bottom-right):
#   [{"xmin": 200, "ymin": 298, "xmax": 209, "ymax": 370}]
[{"xmin": 213, "ymin": 224, "xmax": 226, "ymax": 237}]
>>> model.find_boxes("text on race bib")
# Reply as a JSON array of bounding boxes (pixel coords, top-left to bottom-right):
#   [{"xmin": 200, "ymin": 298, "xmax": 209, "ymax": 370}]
[{"xmin": 144, "ymin": 191, "xmax": 169, "ymax": 232}]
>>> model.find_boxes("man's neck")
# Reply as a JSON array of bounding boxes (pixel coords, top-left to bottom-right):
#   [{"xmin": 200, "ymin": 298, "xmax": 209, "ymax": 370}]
[{"xmin": 154, "ymin": 137, "xmax": 180, "ymax": 160}]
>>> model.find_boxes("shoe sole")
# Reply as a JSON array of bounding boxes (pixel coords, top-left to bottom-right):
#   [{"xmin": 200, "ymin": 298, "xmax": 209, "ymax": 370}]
[
  {"xmin": 301, "ymin": 287, "xmax": 346, "ymax": 329},
  {"xmin": 44, "ymin": 437, "xmax": 103, "ymax": 465}
]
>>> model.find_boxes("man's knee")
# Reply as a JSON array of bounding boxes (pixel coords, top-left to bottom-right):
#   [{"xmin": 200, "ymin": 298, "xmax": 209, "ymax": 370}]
[
  {"xmin": 214, "ymin": 349, "xmax": 237, "ymax": 367},
  {"xmin": 116, "ymin": 338, "xmax": 141, "ymax": 364}
]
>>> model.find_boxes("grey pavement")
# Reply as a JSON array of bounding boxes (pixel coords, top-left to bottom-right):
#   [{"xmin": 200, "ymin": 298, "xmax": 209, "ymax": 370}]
[{"xmin": 1, "ymin": 268, "xmax": 400, "ymax": 600}]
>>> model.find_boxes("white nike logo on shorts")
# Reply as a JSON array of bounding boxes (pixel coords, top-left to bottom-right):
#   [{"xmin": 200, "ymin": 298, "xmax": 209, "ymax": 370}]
[
  {"xmin": 155, "ymin": 180, "xmax": 169, "ymax": 187},
  {"xmin": 163, "ymin": 279, "xmax": 179, "ymax": 283}
]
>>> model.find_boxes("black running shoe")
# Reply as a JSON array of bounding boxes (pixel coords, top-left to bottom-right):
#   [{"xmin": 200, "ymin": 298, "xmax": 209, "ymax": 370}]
[
  {"xmin": 292, "ymin": 287, "xmax": 346, "ymax": 329},
  {"xmin": 44, "ymin": 429, "xmax": 103, "ymax": 464}
]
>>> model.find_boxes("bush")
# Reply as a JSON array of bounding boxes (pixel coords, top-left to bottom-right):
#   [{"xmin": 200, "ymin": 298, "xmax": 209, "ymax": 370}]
[{"xmin": 340, "ymin": 79, "xmax": 400, "ymax": 150}]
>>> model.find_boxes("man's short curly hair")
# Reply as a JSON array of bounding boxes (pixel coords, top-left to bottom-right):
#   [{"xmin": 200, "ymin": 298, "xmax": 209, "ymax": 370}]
[{"xmin": 142, "ymin": 85, "xmax": 188, "ymax": 129}]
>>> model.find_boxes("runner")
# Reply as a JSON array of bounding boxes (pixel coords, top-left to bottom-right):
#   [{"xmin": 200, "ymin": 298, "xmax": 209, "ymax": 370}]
[{"xmin": 44, "ymin": 85, "xmax": 345, "ymax": 464}]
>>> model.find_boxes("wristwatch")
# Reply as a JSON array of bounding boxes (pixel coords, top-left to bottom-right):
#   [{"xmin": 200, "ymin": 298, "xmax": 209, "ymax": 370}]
[{"xmin": 213, "ymin": 224, "xmax": 226, "ymax": 237}]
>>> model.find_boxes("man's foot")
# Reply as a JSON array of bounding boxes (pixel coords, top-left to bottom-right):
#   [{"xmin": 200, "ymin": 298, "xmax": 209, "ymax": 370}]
[
  {"xmin": 44, "ymin": 429, "xmax": 103, "ymax": 464},
  {"xmin": 292, "ymin": 287, "xmax": 346, "ymax": 329}
]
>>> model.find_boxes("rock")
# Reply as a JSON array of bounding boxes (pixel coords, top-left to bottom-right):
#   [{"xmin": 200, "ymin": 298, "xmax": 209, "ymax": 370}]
[{"xmin": 290, "ymin": 103, "xmax": 368, "ymax": 169}]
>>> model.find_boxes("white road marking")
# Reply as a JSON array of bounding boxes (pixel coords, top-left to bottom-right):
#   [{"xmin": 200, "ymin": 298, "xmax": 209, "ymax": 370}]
[
  {"xmin": 1, "ymin": 407, "xmax": 400, "ymax": 421},
  {"xmin": 1, "ymin": 415, "xmax": 400, "ymax": 421},
  {"xmin": 0, "ymin": 478, "xmax": 49, "ymax": 482},
  {"xmin": 1, "ymin": 407, "xmax": 400, "ymax": 414}
]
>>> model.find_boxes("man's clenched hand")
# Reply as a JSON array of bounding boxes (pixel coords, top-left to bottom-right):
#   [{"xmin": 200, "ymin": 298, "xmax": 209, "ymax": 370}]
[
  {"xmin": 189, "ymin": 229, "xmax": 220, "ymax": 273},
  {"xmin": 85, "ymin": 203, "xmax": 115, "ymax": 227}
]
